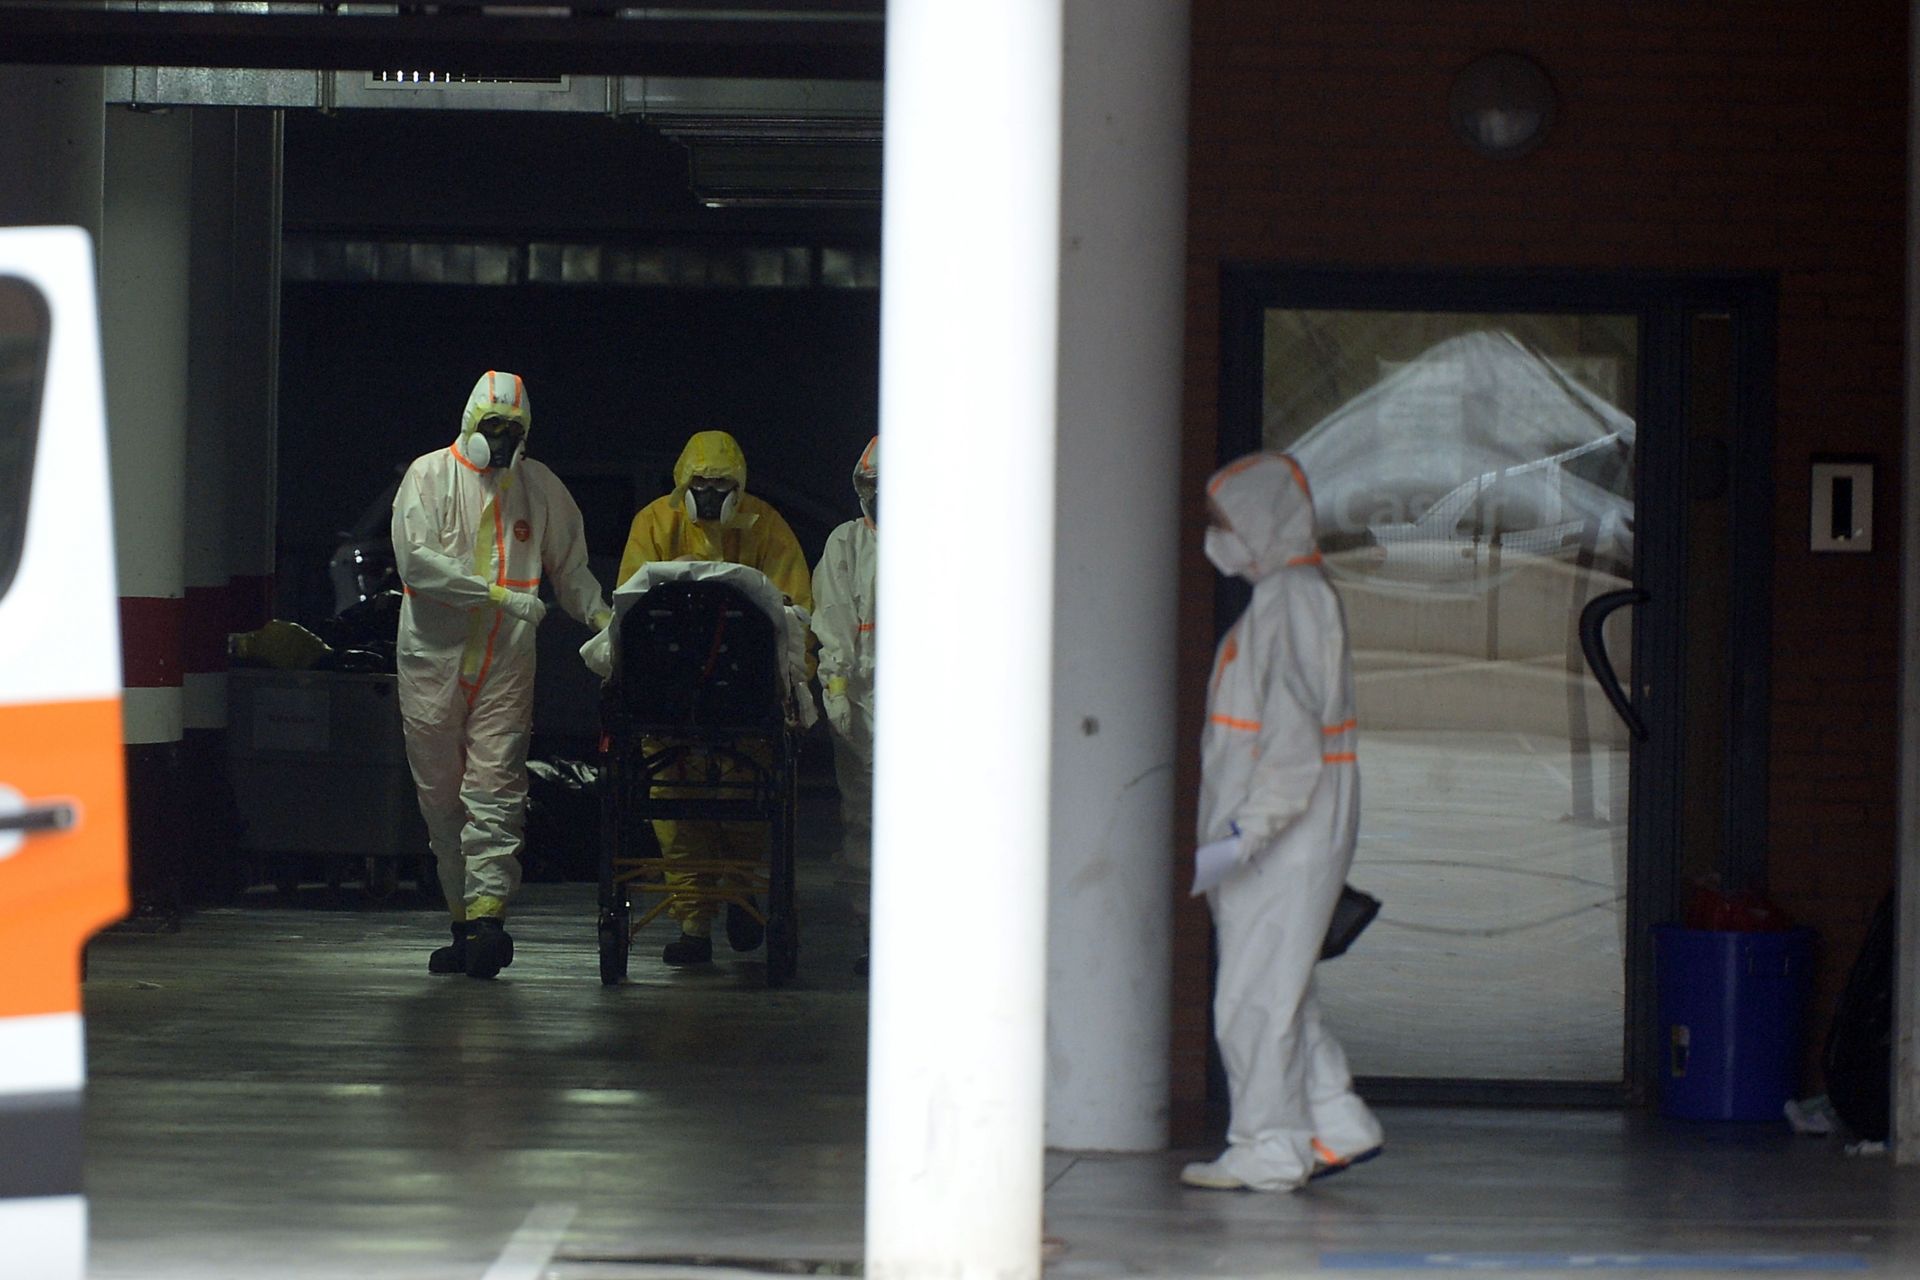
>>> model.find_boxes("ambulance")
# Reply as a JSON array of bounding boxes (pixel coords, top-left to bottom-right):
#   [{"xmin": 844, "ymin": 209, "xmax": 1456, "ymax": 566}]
[{"xmin": 0, "ymin": 226, "xmax": 131, "ymax": 1278}]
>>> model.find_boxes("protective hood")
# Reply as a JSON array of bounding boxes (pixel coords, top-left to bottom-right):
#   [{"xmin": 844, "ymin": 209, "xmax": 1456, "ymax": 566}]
[
  {"xmin": 1205, "ymin": 452, "xmax": 1320, "ymax": 583},
  {"xmin": 673, "ymin": 430, "xmax": 751, "ymax": 525},
  {"xmin": 457, "ymin": 370, "xmax": 532, "ymax": 469},
  {"xmin": 851, "ymin": 435, "xmax": 878, "ymax": 520}
]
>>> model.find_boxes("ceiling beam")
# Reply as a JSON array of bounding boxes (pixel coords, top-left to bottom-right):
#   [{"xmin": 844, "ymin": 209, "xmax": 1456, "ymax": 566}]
[{"xmin": 0, "ymin": 10, "xmax": 886, "ymax": 80}]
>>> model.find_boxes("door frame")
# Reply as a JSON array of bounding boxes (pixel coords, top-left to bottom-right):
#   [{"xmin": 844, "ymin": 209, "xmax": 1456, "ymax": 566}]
[{"xmin": 1216, "ymin": 265, "xmax": 1777, "ymax": 1106}]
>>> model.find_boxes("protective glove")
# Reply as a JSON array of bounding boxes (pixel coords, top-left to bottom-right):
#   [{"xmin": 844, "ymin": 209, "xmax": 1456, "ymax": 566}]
[
  {"xmin": 488, "ymin": 584, "xmax": 547, "ymax": 626},
  {"xmin": 822, "ymin": 674, "xmax": 853, "ymax": 738}
]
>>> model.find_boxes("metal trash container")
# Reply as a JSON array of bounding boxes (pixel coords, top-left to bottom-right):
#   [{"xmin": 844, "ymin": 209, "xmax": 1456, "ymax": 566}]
[
  {"xmin": 1653, "ymin": 925, "xmax": 1815, "ymax": 1121},
  {"xmin": 227, "ymin": 669, "xmax": 426, "ymax": 864}
]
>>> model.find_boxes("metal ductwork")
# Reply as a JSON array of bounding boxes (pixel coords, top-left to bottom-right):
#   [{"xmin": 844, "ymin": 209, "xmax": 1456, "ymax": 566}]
[{"xmin": 80, "ymin": 4, "xmax": 882, "ymax": 206}]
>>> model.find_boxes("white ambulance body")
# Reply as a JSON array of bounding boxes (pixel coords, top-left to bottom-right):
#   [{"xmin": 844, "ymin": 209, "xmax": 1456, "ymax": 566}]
[{"xmin": 0, "ymin": 227, "xmax": 130, "ymax": 1278}]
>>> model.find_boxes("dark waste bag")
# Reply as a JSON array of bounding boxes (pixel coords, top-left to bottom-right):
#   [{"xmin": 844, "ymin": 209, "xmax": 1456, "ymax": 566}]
[
  {"xmin": 1824, "ymin": 890, "xmax": 1894, "ymax": 1142},
  {"xmin": 1321, "ymin": 884, "xmax": 1381, "ymax": 960},
  {"xmin": 525, "ymin": 758, "xmax": 601, "ymax": 883}
]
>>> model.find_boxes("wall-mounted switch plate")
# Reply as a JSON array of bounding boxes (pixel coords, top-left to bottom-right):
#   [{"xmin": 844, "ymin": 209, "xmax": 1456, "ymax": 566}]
[{"xmin": 1810, "ymin": 461, "xmax": 1873, "ymax": 552}]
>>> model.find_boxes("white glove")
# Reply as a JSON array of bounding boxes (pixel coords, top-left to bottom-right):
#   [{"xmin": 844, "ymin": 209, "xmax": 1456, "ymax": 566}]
[{"xmin": 488, "ymin": 584, "xmax": 547, "ymax": 626}]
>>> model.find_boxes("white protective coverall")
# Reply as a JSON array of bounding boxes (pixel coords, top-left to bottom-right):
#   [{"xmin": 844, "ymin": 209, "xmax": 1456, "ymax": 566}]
[
  {"xmin": 811, "ymin": 437, "xmax": 877, "ymax": 913},
  {"xmin": 1187, "ymin": 451, "xmax": 1383, "ymax": 1192},
  {"xmin": 393, "ymin": 371, "xmax": 610, "ymax": 923}
]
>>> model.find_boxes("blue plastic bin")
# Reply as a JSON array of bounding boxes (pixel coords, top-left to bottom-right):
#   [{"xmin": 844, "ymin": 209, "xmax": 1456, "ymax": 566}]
[{"xmin": 1653, "ymin": 925, "xmax": 1815, "ymax": 1121}]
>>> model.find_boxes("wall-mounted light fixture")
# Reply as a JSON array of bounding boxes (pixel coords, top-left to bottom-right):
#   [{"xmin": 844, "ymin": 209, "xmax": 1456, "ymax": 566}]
[{"xmin": 1449, "ymin": 51, "xmax": 1556, "ymax": 158}]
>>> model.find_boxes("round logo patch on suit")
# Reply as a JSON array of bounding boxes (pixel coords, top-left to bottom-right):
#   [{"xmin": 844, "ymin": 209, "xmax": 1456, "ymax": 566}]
[{"xmin": 513, "ymin": 519, "xmax": 532, "ymax": 543}]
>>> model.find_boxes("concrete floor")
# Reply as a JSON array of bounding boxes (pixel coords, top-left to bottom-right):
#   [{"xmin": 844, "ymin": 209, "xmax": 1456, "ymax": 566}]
[{"xmin": 80, "ymin": 863, "xmax": 1920, "ymax": 1279}]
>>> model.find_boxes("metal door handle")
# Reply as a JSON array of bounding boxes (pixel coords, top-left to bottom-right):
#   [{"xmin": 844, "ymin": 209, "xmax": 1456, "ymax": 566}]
[
  {"xmin": 0, "ymin": 804, "xmax": 75, "ymax": 836},
  {"xmin": 1579, "ymin": 588, "xmax": 1648, "ymax": 742}
]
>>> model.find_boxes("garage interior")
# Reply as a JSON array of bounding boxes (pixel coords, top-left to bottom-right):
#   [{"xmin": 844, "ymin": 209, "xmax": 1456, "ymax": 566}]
[{"xmin": 2, "ymin": 1, "xmax": 1919, "ymax": 1276}]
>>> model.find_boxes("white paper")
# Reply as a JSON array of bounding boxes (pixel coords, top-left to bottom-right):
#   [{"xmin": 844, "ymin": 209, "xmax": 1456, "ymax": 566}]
[{"xmin": 1190, "ymin": 835, "xmax": 1242, "ymax": 897}]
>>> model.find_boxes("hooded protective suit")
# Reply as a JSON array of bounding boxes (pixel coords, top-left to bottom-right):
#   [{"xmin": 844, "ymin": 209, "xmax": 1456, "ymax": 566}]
[
  {"xmin": 616, "ymin": 431, "xmax": 813, "ymax": 942},
  {"xmin": 1185, "ymin": 451, "xmax": 1382, "ymax": 1192},
  {"xmin": 812, "ymin": 437, "xmax": 878, "ymax": 913},
  {"xmin": 393, "ymin": 371, "xmax": 610, "ymax": 928}
]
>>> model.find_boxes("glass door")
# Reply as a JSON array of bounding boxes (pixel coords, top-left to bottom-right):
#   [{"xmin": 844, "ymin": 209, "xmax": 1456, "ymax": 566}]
[
  {"xmin": 1222, "ymin": 271, "xmax": 1776, "ymax": 1099},
  {"xmin": 1258, "ymin": 311, "xmax": 1639, "ymax": 1083}
]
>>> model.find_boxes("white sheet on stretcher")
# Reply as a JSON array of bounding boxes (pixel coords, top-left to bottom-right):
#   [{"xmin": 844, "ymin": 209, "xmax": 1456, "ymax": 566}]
[{"xmin": 579, "ymin": 559, "xmax": 817, "ymax": 729}]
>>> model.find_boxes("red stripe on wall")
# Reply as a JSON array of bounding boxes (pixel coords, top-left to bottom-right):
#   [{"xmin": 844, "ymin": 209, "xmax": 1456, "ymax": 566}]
[
  {"xmin": 227, "ymin": 574, "xmax": 274, "ymax": 634},
  {"xmin": 183, "ymin": 585, "xmax": 231, "ymax": 676},
  {"xmin": 120, "ymin": 596, "xmax": 186, "ymax": 689}
]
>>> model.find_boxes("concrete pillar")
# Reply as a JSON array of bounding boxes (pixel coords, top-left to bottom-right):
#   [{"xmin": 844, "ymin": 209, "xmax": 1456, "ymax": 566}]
[
  {"xmin": 1045, "ymin": 0, "xmax": 1189, "ymax": 1154},
  {"xmin": 226, "ymin": 111, "xmax": 282, "ymax": 633},
  {"xmin": 101, "ymin": 105, "xmax": 196, "ymax": 921},
  {"xmin": 182, "ymin": 110, "xmax": 239, "ymax": 904},
  {"xmin": 0, "ymin": 67, "xmax": 104, "ymax": 234},
  {"xmin": 1895, "ymin": 0, "xmax": 1920, "ymax": 1165},
  {"xmin": 865, "ymin": 0, "xmax": 1061, "ymax": 1276}
]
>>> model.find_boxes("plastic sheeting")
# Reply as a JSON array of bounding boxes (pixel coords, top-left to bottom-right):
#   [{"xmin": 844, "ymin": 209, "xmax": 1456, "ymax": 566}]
[
  {"xmin": 1289, "ymin": 329, "xmax": 1635, "ymax": 595},
  {"xmin": 581, "ymin": 560, "xmax": 817, "ymax": 729}
]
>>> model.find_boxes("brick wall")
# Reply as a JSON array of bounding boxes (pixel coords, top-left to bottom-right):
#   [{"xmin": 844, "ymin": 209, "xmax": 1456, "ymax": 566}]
[{"xmin": 1175, "ymin": 0, "xmax": 1909, "ymax": 1119}]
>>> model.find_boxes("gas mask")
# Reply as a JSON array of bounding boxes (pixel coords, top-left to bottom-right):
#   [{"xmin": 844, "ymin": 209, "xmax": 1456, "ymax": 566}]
[
  {"xmin": 467, "ymin": 417, "xmax": 525, "ymax": 471},
  {"xmin": 684, "ymin": 479, "xmax": 739, "ymax": 525}
]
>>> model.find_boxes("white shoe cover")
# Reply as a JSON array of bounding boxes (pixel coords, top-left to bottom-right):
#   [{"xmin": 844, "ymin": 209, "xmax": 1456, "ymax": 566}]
[{"xmin": 1178, "ymin": 1152, "xmax": 1307, "ymax": 1193}]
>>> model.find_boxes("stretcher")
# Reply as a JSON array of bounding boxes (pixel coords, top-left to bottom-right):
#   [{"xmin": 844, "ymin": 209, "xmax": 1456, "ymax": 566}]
[{"xmin": 585, "ymin": 562, "xmax": 813, "ymax": 986}]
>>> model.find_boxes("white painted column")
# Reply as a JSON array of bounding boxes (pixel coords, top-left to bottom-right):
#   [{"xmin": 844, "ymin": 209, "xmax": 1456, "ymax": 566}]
[
  {"xmin": 226, "ymin": 111, "xmax": 282, "ymax": 632},
  {"xmin": 1045, "ymin": 0, "xmax": 1189, "ymax": 1154},
  {"xmin": 865, "ymin": 1, "xmax": 1062, "ymax": 1276},
  {"xmin": 0, "ymin": 68, "xmax": 104, "ymax": 234},
  {"xmin": 101, "ymin": 106, "xmax": 195, "ymax": 747},
  {"xmin": 185, "ymin": 110, "xmax": 236, "ymax": 734},
  {"xmin": 1894, "ymin": 0, "xmax": 1920, "ymax": 1165}
]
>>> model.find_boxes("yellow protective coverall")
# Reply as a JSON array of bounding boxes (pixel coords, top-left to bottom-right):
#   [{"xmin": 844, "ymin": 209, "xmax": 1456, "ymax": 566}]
[{"xmin": 616, "ymin": 431, "xmax": 813, "ymax": 939}]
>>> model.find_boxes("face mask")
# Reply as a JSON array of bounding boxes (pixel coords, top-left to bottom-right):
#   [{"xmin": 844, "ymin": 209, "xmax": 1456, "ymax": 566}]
[
  {"xmin": 1204, "ymin": 525, "xmax": 1256, "ymax": 577},
  {"xmin": 685, "ymin": 483, "xmax": 737, "ymax": 524},
  {"xmin": 860, "ymin": 492, "xmax": 877, "ymax": 526},
  {"xmin": 479, "ymin": 426, "xmax": 522, "ymax": 470}
]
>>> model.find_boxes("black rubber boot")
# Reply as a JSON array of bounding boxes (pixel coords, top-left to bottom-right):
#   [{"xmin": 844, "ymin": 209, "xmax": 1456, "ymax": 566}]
[
  {"xmin": 726, "ymin": 898, "xmax": 765, "ymax": 952},
  {"xmin": 662, "ymin": 933, "xmax": 713, "ymax": 966},
  {"xmin": 464, "ymin": 918, "xmax": 514, "ymax": 980},
  {"xmin": 428, "ymin": 922, "xmax": 473, "ymax": 975}
]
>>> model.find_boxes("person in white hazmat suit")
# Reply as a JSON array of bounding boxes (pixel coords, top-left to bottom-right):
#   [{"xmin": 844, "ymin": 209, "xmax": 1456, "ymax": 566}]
[
  {"xmin": 1182, "ymin": 451, "xmax": 1384, "ymax": 1191},
  {"xmin": 393, "ymin": 371, "xmax": 612, "ymax": 979},
  {"xmin": 811, "ymin": 437, "xmax": 877, "ymax": 970}
]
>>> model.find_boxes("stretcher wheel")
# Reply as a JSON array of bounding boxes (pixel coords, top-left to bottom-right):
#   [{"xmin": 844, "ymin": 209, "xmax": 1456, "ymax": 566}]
[
  {"xmin": 597, "ymin": 909, "xmax": 629, "ymax": 986},
  {"xmin": 766, "ymin": 913, "xmax": 798, "ymax": 988}
]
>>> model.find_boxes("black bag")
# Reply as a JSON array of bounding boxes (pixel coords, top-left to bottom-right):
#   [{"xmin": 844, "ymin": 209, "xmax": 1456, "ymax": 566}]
[
  {"xmin": 1824, "ymin": 889, "xmax": 1894, "ymax": 1141},
  {"xmin": 614, "ymin": 580, "xmax": 782, "ymax": 728},
  {"xmin": 1322, "ymin": 884, "xmax": 1381, "ymax": 960}
]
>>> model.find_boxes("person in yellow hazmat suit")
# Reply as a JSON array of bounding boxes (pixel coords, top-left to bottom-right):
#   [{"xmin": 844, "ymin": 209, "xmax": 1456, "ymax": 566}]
[
  {"xmin": 810, "ymin": 436, "xmax": 877, "ymax": 973},
  {"xmin": 393, "ymin": 371, "xmax": 612, "ymax": 980},
  {"xmin": 616, "ymin": 429, "xmax": 813, "ymax": 966}
]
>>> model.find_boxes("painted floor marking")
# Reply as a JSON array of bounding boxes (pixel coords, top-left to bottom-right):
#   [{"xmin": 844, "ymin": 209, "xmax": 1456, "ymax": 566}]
[
  {"xmin": 1320, "ymin": 1253, "xmax": 1870, "ymax": 1272},
  {"xmin": 482, "ymin": 1202, "xmax": 579, "ymax": 1280}
]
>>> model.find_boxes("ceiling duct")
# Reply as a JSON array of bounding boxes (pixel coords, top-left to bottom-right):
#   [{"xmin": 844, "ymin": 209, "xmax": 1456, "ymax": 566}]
[
  {"xmin": 90, "ymin": 2, "xmax": 883, "ymax": 206},
  {"xmin": 632, "ymin": 76, "xmax": 880, "ymax": 207}
]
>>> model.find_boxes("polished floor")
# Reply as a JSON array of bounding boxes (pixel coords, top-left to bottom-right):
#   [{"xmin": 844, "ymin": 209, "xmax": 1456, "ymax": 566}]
[{"xmin": 80, "ymin": 862, "xmax": 1920, "ymax": 1279}]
